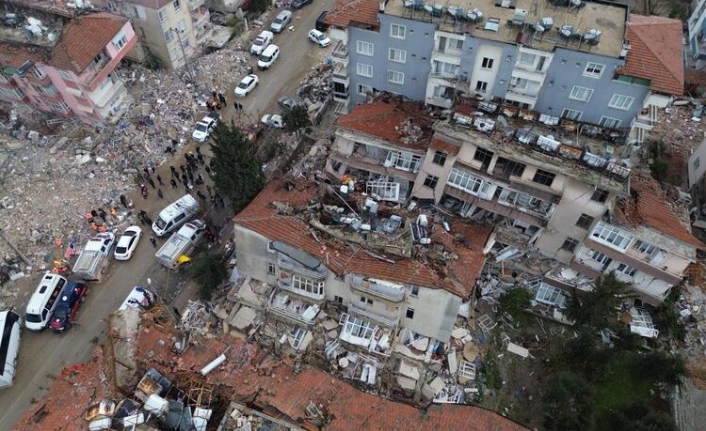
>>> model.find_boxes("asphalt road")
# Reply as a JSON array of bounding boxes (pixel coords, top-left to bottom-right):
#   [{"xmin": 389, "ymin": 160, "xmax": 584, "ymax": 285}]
[{"xmin": 0, "ymin": 3, "xmax": 332, "ymax": 428}]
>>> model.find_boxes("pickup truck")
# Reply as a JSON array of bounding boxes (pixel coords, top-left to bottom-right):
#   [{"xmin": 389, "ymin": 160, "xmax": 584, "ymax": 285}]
[
  {"xmin": 72, "ymin": 232, "xmax": 116, "ymax": 282},
  {"xmin": 155, "ymin": 220, "xmax": 206, "ymax": 269}
]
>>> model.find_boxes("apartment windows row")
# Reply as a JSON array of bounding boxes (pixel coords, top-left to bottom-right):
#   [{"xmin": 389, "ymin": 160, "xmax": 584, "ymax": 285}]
[
  {"xmin": 385, "ymin": 150, "xmax": 421, "ymax": 172},
  {"xmin": 355, "ymin": 63, "xmax": 405, "ymax": 85},
  {"xmin": 591, "ymin": 223, "xmax": 633, "ymax": 250},
  {"xmin": 158, "ymin": 0, "xmax": 181, "ymax": 22},
  {"xmin": 437, "ymin": 35, "xmax": 463, "ymax": 52},
  {"xmin": 561, "ymin": 109, "xmax": 623, "ymax": 128}
]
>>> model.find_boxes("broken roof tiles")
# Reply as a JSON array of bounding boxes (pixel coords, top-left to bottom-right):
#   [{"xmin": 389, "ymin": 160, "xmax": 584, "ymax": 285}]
[
  {"xmin": 234, "ymin": 178, "xmax": 490, "ymax": 298},
  {"xmin": 621, "ymin": 15, "xmax": 684, "ymax": 96},
  {"xmin": 615, "ymin": 173, "xmax": 703, "ymax": 249},
  {"xmin": 325, "ymin": 0, "xmax": 380, "ymax": 29},
  {"xmin": 336, "ymin": 99, "xmax": 434, "ymax": 151}
]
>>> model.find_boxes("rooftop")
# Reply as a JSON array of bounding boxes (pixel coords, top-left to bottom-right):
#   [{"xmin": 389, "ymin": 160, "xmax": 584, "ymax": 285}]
[
  {"xmin": 614, "ymin": 173, "xmax": 704, "ymax": 249},
  {"xmin": 336, "ymin": 97, "xmax": 435, "ymax": 151},
  {"xmin": 384, "ymin": 0, "xmax": 628, "ymax": 58},
  {"xmin": 620, "ymin": 14, "xmax": 684, "ymax": 96},
  {"xmin": 325, "ymin": 0, "xmax": 381, "ymax": 28},
  {"xmin": 0, "ymin": 11, "xmax": 127, "ymax": 72},
  {"xmin": 234, "ymin": 177, "xmax": 492, "ymax": 298}
]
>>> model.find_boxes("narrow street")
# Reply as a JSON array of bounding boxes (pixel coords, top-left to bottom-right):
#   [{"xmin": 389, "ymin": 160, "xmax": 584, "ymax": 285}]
[{"xmin": 0, "ymin": 2, "xmax": 332, "ymax": 428}]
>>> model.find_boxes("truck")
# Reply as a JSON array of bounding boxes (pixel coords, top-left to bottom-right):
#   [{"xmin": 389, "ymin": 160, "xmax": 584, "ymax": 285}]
[
  {"xmin": 152, "ymin": 194, "xmax": 200, "ymax": 237},
  {"xmin": 0, "ymin": 309, "xmax": 21, "ymax": 389},
  {"xmin": 72, "ymin": 232, "xmax": 116, "ymax": 282},
  {"xmin": 155, "ymin": 220, "xmax": 206, "ymax": 269}
]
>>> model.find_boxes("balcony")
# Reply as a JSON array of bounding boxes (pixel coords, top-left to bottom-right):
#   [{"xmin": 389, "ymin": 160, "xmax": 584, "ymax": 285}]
[
  {"xmin": 512, "ymin": 65, "xmax": 547, "ymax": 78},
  {"xmin": 426, "ymin": 96, "xmax": 453, "ymax": 109},
  {"xmin": 267, "ymin": 290, "xmax": 320, "ymax": 326},
  {"xmin": 332, "ymin": 40, "xmax": 348, "ymax": 59},
  {"xmin": 348, "ymin": 304, "xmax": 399, "ymax": 327},
  {"xmin": 333, "ymin": 89, "xmax": 349, "ymax": 102},
  {"xmin": 443, "ymin": 185, "xmax": 547, "ymax": 227},
  {"xmin": 88, "ymin": 78, "xmax": 125, "ymax": 108},
  {"xmin": 333, "ymin": 63, "xmax": 348, "ymax": 80},
  {"xmin": 350, "ymin": 275, "xmax": 405, "ymax": 302}
]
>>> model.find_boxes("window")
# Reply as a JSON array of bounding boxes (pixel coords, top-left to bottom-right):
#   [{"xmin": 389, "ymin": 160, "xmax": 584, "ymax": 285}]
[
  {"xmin": 0, "ymin": 87, "xmax": 24, "ymax": 99},
  {"xmin": 561, "ymin": 108, "xmax": 582, "ymax": 121},
  {"xmin": 448, "ymin": 169, "xmax": 483, "ymax": 195},
  {"xmin": 292, "ymin": 275, "xmax": 325, "ymax": 296},
  {"xmin": 535, "ymin": 283, "xmax": 566, "ymax": 307},
  {"xmin": 475, "ymin": 80, "xmax": 488, "ymax": 93},
  {"xmin": 481, "ymin": 57, "xmax": 494, "ymax": 69},
  {"xmin": 599, "ymin": 116, "xmax": 622, "ymax": 129},
  {"xmin": 423, "ymin": 174, "xmax": 439, "ymax": 189},
  {"xmin": 406, "ymin": 308, "xmax": 415, "ymax": 319},
  {"xmin": 695, "ymin": 157, "xmax": 702, "ymax": 170},
  {"xmin": 590, "ymin": 188, "xmax": 609, "ymax": 203},
  {"xmin": 356, "ymin": 40, "xmax": 373, "ymax": 56},
  {"xmin": 449, "ymin": 38, "xmax": 463, "ymax": 50},
  {"xmin": 388, "ymin": 48, "xmax": 407, "ymax": 63},
  {"xmin": 267, "ymin": 262, "xmax": 276, "ymax": 275},
  {"xmin": 616, "ymin": 263, "xmax": 637, "ymax": 277},
  {"xmin": 177, "ymin": 20, "xmax": 187, "ymax": 31},
  {"xmin": 411, "ymin": 285, "xmax": 419, "ymax": 297},
  {"xmin": 388, "ymin": 70, "xmax": 404, "ymax": 85},
  {"xmin": 173, "ymin": 0, "xmax": 181, "ymax": 11},
  {"xmin": 158, "ymin": 9, "xmax": 167, "ymax": 22},
  {"xmin": 267, "ymin": 241, "xmax": 275, "ymax": 253},
  {"xmin": 385, "ymin": 151, "xmax": 421, "ymax": 172},
  {"xmin": 334, "ymin": 295, "xmax": 343, "ymax": 303},
  {"xmin": 591, "ymin": 224, "xmax": 633, "ymax": 250},
  {"xmin": 591, "ymin": 250, "xmax": 613, "ymax": 268},
  {"xmin": 359, "ymin": 296, "xmax": 373, "ymax": 305},
  {"xmin": 569, "ymin": 86, "xmax": 593, "ymax": 102},
  {"xmin": 356, "ymin": 63, "xmax": 373, "ymax": 77},
  {"xmin": 33, "ymin": 84, "xmax": 57, "ymax": 95},
  {"xmin": 169, "ymin": 48, "xmax": 179, "ymax": 60},
  {"xmin": 113, "ymin": 34, "xmax": 128, "ymax": 50},
  {"xmin": 532, "ymin": 169, "xmax": 555, "ymax": 187},
  {"xmin": 433, "ymin": 60, "xmax": 459, "ymax": 76},
  {"xmin": 357, "ymin": 83, "xmax": 372, "ymax": 95},
  {"xmin": 432, "ymin": 150, "xmax": 447, "ymax": 166},
  {"xmin": 31, "ymin": 66, "xmax": 46, "ymax": 79},
  {"xmin": 473, "ymin": 148, "xmax": 494, "ymax": 167},
  {"xmin": 390, "ymin": 23, "xmax": 406, "ymax": 39},
  {"xmin": 165, "ymin": 29, "xmax": 174, "ymax": 43},
  {"xmin": 518, "ymin": 52, "xmax": 536, "ymax": 65},
  {"xmin": 576, "ymin": 213, "xmax": 595, "ymax": 229},
  {"xmin": 609, "ymin": 94, "xmax": 634, "ymax": 110},
  {"xmin": 341, "ymin": 314, "xmax": 376, "ymax": 341},
  {"xmin": 561, "ymin": 237, "xmax": 579, "ymax": 252},
  {"xmin": 583, "ymin": 62, "xmax": 604, "ymax": 78},
  {"xmin": 46, "ymin": 100, "xmax": 69, "ymax": 112},
  {"xmin": 633, "ymin": 240, "xmax": 655, "ymax": 255},
  {"xmin": 58, "ymin": 70, "xmax": 73, "ymax": 80}
]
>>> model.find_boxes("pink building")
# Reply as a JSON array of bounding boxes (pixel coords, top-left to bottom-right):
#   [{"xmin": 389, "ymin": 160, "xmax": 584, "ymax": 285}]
[{"xmin": 0, "ymin": 9, "xmax": 137, "ymax": 125}]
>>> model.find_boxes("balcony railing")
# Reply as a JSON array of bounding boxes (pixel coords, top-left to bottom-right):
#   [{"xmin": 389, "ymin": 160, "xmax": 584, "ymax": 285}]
[
  {"xmin": 333, "ymin": 63, "xmax": 348, "ymax": 79},
  {"xmin": 332, "ymin": 40, "xmax": 348, "ymax": 59},
  {"xmin": 350, "ymin": 276, "xmax": 405, "ymax": 302},
  {"xmin": 333, "ymin": 90, "xmax": 349, "ymax": 101}
]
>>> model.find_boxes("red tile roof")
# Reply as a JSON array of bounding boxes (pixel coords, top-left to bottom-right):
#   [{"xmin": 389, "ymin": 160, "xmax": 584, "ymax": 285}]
[
  {"xmin": 616, "ymin": 174, "xmax": 703, "ymax": 248},
  {"xmin": 336, "ymin": 100, "xmax": 434, "ymax": 151},
  {"xmin": 325, "ymin": 0, "xmax": 380, "ymax": 28},
  {"xmin": 0, "ymin": 12, "xmax": 128, "ymax": 73},
  {"xmin": 621, "ymin": 15, "xmax": 684, "ymax": 96},
  {"xmin": 234, "ymin": 178, "xmax": 490, "ymax": 298}
]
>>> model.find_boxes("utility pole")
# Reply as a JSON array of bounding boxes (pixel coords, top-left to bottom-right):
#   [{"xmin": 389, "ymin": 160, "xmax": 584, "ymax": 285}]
[{"xmin": 170, "ymin": 27, "xmax": 196, "ymax": 86}]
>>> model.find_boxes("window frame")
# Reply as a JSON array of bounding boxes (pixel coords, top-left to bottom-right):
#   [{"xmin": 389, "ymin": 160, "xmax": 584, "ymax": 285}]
[
  {"xmin": 481, "ymin": 57, "xmax": 494, "ymax": 69},
  {"xmin": 406, "ymin": 307, "xmax": 415, "ymax": 319},
  {"xmin": 532, "ymin": 169, "xmax": 556, "ymax": 187},
  {"xmin": 173, "ymin": 0, "xmax": 181, "ymax": 11},
  {"xmin": 158, "ymin": 9, "xmax": 168, "ymax": 22},
  {"xmin": 569, "ymin": 85, "xmax": 593, "ymax": 102},
  {"xmin": 608, "ymin": 94, "xmax": 634, "ymax": 110},
  {"xmin": 583, "ymin": 62, "xmax": 604, "ymax": 78},
  {"xmin": 387, "ymin": 70, "xmax": 405, "ymax": 85},
  {"xmin": 292, "ymin": 274, "xmax": 325, "ymax": 296},
  {"xmin": 561, "ymin": 237, "xmax": 579, "ymax": 253},
  {"xmin": 475, "ymin": 80, "xmax": 488, "ymax": 93},
  {"xmin": 388, "ymin": 48, "xmax": 407, "ymax": 63},
  {"xmin": 599, "ymin": 116, "xmax": 622, "ymax": 129},
  {"xmin": 518, "ymin": 52, "xmax": 536, "ymax": 65},
  {"xmin": 423, "ymin": 174, "xmax": 439, "ymax": 189},
  {"xmin": 561, "ymin": 108, "xmax": 583, "ymax": 121},
  {"xmin": 575, "ymin": 213, "xmax": 595, "ymax": 230},
  {"xmin": 390, "ymin": 23, "xmax": 406, "ymax": 39},
  {"xmin": 356, "ymin": 62, "xmax": 373, "ymax": 78},
  {"xmin": 357, "ymin": 83, "xmax": 372, "ymax": 96},
  {"xmin": 591, "ymin": 188, "xmax": 609, "ymax": 203},
  {"xmin": 356, "ymin": 40, "xmax": 374, "ymax": 56},
  {"xmin": 267, "ymin": 262, "xmax": 276, "ymax": 275},
  {"xmin": 591, "ymin": 223, "xmax": 633, "ymax": 250},
  {"xmin": 432, "ymin": 150, "xmax": 447, "ymax": 166}
]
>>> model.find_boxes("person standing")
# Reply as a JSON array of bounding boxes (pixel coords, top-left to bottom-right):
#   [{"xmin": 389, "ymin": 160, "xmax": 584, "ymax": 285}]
[
  {"xmin": 150, "ymin": 236, "xmax": 157, "ymax": 248},
  {"xmin": 156, "ymin": 174, "xmax": 163, "ymax": 186},
  {"xmin": 170, "ymin": 178, "xmax": 178, "ymax": 189},
  {"xmin": 157, "ymin": 189, "xmax": 164, "ymax": 199},
  {"xmin": 147, "ymin": 177, "xmax": 156, "ymax": 189},
  {"xmin": 170, "ymin": 166, "xmax": 178, "ymax": 178},
  {"xmin": 218, "ymin": 93, "xmax": 226, "ymax": 106}
]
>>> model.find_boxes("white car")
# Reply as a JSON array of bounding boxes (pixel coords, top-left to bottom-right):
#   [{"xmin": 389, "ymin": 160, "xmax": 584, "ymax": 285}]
[
  {"xmin": 308, "ymin": 29, "xmax": 331, "ymax": 48},
  {"xmin": 257, "ymin": 45, "xmax": 280, "ymax": 70},
  {"xmin": 114, "ymin": 226, "xmax": 143, "ymax": 261},
  {"xmin": 191, "ymin": 116, "xmax": 218, "ymax": 142},
  {"xmin": 235, "ymin": 74, "xmax": 259, "ymax": 97},
  {"xmin": 261, "ymin": 114, "xmax": 284, "ymax": 128}
]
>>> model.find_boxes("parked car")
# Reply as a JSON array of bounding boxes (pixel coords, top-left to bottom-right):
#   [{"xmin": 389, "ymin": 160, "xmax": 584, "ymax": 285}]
[
  {"xmin": 257, "ymin": 45, "xmax": 280, "ymax": 70},
  {"xmin": 308, "ymin": 29, "xmax": 331, "ymax": 47},
  {"xmin": 315, "ymin": 10, "xmax": 329, "ymax": 32},
  {"xmin": 234, "ymin": 74, "xmax": 259, "ymax": 97},
  {"xmin": 261, "ymin": 114, "xmax": 285, "ymax": 128},
  {"xmin": 291, "ymin": 0, "xmax": 312, "ymax": 9},
  {"xmin": 114, "ymin": 226, "xmax": 143, "ymax": 261},
  {"xmin": 191, "ymin": 115, "xmax": 218, "ymax": 142},
  {"xmin": 270, "ymin": 10, "xmax": 292, "ymax": 33},
  {"xmin": 50, "ymin": 281, "xmax": 88, "ymax": 333},
  {"xmin": 277, "ymin": 96, "xmax": 300, "ymax": 110},
  {"xmin": 250, "ymin": 30, "xmax": 274, "ymax": 55}
]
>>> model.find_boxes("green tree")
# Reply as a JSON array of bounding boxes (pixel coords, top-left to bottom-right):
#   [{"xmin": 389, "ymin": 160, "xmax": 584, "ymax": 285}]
[
  {"xmin": 565, "ymin": 272, "xmax": 627, "ymax": 329},
  {"xmin": 542, "ymin": 372, "xmax": 595, "ymax": 431},
  {"xmin": 249, "ymin": 0, "xmax": 269, "ymax": 14},
  {"xmin": 498, "ymin": 287, "xmax": 533, "ymax": 321},
  {"xmin": 188, "ymin": 252, "xmax": 228, "ymax": 300},
  {"xmin": 597, "ymin": 401, "xmax": 677, "ymax": 431},
  {"xmin": 282, "ymin": 105, "xmax": 312, "ymax": 137},
  {"xmin": 209, "ymin": 122, "xmax": 265, "ymax": 213},
  {"xmin": 631, "ymin": 351, "xmax": 686, "ymax": 386}
]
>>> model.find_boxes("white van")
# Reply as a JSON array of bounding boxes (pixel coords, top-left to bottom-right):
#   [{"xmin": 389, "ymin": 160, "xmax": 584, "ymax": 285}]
[
  {"xmin": 257, "ymin": 45, "xmax": 280, "ymax": 70},
  {"xmin": 250, "ymin": 30, "xmax": 274, "ymax": 55},
  {"xmin": 152, "ymin": 194, "xmax": 200, "ymax": 237},
  {"xmin": 155, "ymin": 220, "xmax": 206, "ymax": 269},
  {"xmin": 0, "ymin": 309, "xmax": 21, "ymax": 389},
  {"xmin": 25, "ymin": 273, "xmax": 66, "ymax": 331}
]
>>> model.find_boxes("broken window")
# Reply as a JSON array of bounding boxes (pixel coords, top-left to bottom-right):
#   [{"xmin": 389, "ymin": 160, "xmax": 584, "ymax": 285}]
[
  {"xmin": 532, "ymin": 169, "xmax": 555, "ymax": 187},
  {"xmin": 590, "ymin": 188, "xmax": 609, "ymax": 203},
  {"xmin": 267, "ymin": 262, "xmax": 276, "ymax": 275},
  {"xmin": 406, "ymin": 308, "xmax": 415, "ymax": 319},
  {"xmin": 561, "ymin": 237, "xmax": 579, "ymax": 252},
  {"xmin": 633, "ymin": 240, "xmax": 655, "ymax": 255},
  {"xmin": 423, "ymin": 175, "xmax": 439, "ymax": 189},
  {"xmin": 384, "ymin": 151, "xmax": 421, "ymax": 172},
  {"xmin": 366, "ymin": 181, "xmax": 400, "ymax": 201},
  {"xmin": 473, "ymin": 148, "xmax": 494, "ymax": 170},
  {"xmin": 616, "ymin": 263, "xmax": 637, "ymax": 277},
  {"xmin": 340, "ymin": 314, "xmax": 377, "ymax": 346},
  {"xmin": 535, "ymin": 283, "xmax": 566, "ymax": 307},
  {"xmin": 575, "ymin": 213, "xmax": 595, "ymax": 230}
]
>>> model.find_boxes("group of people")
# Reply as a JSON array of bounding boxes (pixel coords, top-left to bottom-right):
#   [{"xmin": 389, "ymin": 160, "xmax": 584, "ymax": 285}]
[
  {"xmin": 208, "ymin": 91, "xmax": 227, "ymax": 111},
  {"xmin": 83, "ymin": 207, "xmax": 118, "ymax": 233}
]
